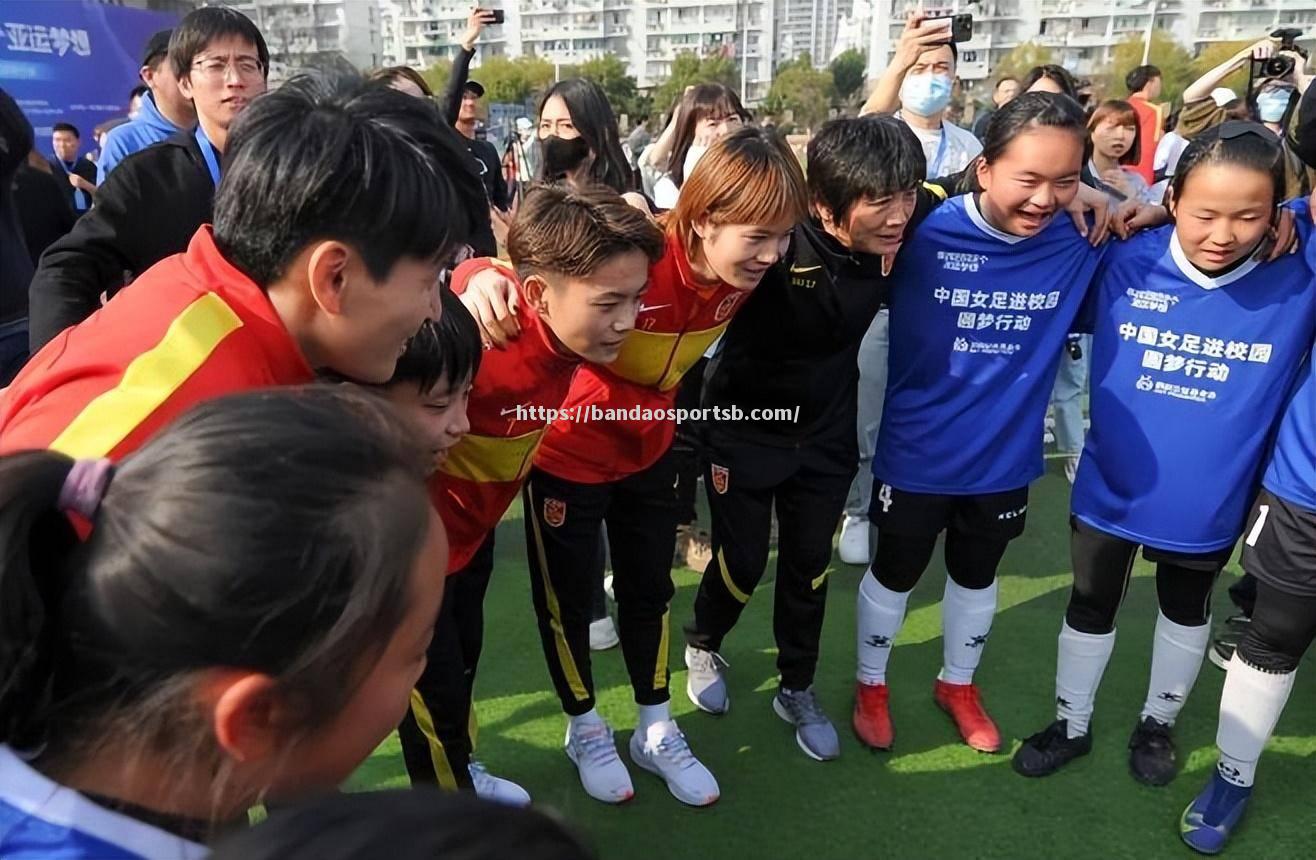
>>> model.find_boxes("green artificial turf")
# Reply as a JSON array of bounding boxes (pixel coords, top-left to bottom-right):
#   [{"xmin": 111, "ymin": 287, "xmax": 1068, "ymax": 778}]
[{"xmin": 348, "ymin": 466, "xmax": 1315, "ymax": 859}]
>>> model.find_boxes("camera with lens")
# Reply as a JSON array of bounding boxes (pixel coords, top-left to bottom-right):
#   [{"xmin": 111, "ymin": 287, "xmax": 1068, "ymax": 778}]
[{"xmin": 1260, "ymin": 28, "xmax": 1308, "ymax": 79}]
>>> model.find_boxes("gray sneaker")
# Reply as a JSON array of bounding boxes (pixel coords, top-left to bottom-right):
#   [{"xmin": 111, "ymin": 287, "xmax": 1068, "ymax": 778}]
[
  {"xmin": 773, "ymin": 686, "xmax": 840, "ymax": 761},
  {"xmin": 684, "ymin": 645, "xmax": 729, "ymax": 715}
]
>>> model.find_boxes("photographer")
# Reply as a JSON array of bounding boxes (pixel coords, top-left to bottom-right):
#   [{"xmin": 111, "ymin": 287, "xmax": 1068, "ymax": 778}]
[{"xmin": 1176, "ymin": 33, "xmax": 1314, "ymax": 197}]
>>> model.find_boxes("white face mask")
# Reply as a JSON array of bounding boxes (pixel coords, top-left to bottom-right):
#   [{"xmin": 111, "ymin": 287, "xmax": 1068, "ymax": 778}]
[
  {"xmin": 900, "ymin": 72, "xmax": 953, "ymax": 118},
  {"xmin": 683, "ymin": 142, "xmax": 708, "ymax": 180}
]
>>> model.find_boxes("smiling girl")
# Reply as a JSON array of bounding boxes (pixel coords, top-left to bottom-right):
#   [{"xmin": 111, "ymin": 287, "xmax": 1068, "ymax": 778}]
[
  {"xmin": 853, "ymin": 92, "xmax": 1109, "ymax": 755},
  {"xmin": 1014, "ymin": 123, "xmax": 1316, "ymax": 806}
]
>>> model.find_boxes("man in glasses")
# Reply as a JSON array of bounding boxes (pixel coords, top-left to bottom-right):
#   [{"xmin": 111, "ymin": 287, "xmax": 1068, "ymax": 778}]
[{"xmin": 27, "ymin": 6, "xmax": 269, "ymax": 351}]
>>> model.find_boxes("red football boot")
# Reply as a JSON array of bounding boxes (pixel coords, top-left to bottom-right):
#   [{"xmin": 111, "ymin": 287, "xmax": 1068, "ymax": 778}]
[
  {"xmin": 934, "ymin": 679, "xmax": 1001, "ymax": 753},
  {"xmin": 853, "ymin": 682, "xmax": 894, "ymax": 750}
]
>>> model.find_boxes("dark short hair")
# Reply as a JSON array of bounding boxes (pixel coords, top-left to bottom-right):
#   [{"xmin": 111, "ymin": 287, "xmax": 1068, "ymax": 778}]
[
  {"xmin": 129, "ymin": 83, "xmax": 149, "ymax": 100},
  {"xmin": 1171, "ymin": 121, "xmax": 1284, "ymax": 210},
  {"xmin": 994, "ymin": 76, "xmax": 1018, "ymax": 91},
  {"xmin": 981, "ymin": 91, "xmax": 1087, "ymax": 164},
  {"xmin": 51, "ymin": 122, "xmax": 78, "ymax": 137},
  {"xmin": 170, "ymin": 6, "xmax": 269, "ymax": 81},
  {"xmin": 509, "ymin": 184, "xmax": 666, "ymax": 281},
  {"xmin": 1125, "ymin": 64, "xmax": 1162, "ymax": 94},
  {"xmin": 389, "ymin": 288, "xmax": 482, "ymax": 395},
  {"xmin": 807, "ymin": 116, "xmax": 924, "ymax": 222},
  {"xmin": 214, "ymin": 70, "xmax": 487, "ymax": 286}
]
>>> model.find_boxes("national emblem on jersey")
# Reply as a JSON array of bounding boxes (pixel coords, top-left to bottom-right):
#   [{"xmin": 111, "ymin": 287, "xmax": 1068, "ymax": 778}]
[
  {"xmin": 710, "ymin": 463, "xmax": 729, "ymax": 495},
  {"xmin": 544, "ymin": 497, "xmax": 567, "ymax": 527},
  {"xmin": 714, "ymin": 293, "xmax": 742, "ymax": 322}
]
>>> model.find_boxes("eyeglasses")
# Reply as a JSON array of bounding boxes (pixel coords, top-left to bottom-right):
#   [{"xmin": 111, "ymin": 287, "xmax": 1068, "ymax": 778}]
[{"xmin": 192, "ymin": 56, "xmax": 264, "ymax": 80}]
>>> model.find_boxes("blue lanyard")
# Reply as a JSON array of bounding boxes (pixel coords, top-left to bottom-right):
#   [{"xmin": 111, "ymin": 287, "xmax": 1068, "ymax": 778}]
[
  {"xmin": 195, "ymin": 126, "xmax": 221, "ymax": 187},
  {"xmin": 56, "ymin": 159, "xmax": 89, "ymax": 210},
  {"xmin": 928, "ymin": 128, "xmax": 949, "ymax": 178}
]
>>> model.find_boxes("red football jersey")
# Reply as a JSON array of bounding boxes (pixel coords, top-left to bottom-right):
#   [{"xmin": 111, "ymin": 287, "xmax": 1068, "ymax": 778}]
[
  {"xmin": 533, "ymin": 232, "xmax": 750, "ymax": 483},
  {"xmin": 434, "ymin": 258, "xmax": 581, "ymax": 572},
  {"xmin": 0, "ymin": 227, "xmax": 313, "ymax": 460}
]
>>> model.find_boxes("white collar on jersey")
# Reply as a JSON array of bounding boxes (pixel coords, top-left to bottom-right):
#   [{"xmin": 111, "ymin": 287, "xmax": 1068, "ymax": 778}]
[
  {"xmin": 964, "ymin": 194, "xmax": 1027, "ymax": 245},
  {"xmin": 1169, "ymin": 231, "xmax": 1261, "ymax": 290},
  {"xmin": 0, "ymin": 746, "xmax": 209, "ymax": 860}
]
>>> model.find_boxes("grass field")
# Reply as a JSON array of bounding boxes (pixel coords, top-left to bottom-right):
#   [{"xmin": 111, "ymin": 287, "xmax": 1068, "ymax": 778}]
[{"xmin": 348, "ymin": 465, "xmax": 1316, "ymax": 860}]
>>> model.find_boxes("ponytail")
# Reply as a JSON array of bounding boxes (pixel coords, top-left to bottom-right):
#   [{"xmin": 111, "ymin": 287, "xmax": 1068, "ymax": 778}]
[
  {"xmin": 0, "ymin": 386, "xmax": 431, "ymax": 785},
  {"xmin": 0, "ymin": 452, "xmax": 87, "ymax": 747}
]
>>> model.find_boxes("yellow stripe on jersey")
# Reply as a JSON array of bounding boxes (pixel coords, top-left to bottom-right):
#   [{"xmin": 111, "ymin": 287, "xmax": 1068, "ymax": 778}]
[
  {"xmin": 718, "ymin": 548, "xmax": 751, "ymax": 604},
  {"xmin": 609, "ymin": 324, "xmax": 728, "ymax": 392},
  {"xmin": 922, "ymin": 181, "xmax": 948, "ymax": 201},
  {"xmin": 408, "ymin": 689, "xmax": 460, "ymax": 791},
  {"xmin": 526, "ymin": 486, "xmax": 590, "ymax": 702},
  {"xmin": 440, "ymin": 428, "xmax": 544, "ymax": 484},
  {"xmin": 653, "ymin": 608, "xmax": 671, "ymax": 691},
  {"xmin": 49, "ymin": 293, "xmax": 243, "ymax": 459}
]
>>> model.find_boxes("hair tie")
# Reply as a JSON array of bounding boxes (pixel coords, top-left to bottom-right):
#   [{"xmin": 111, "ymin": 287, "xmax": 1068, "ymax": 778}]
[{"xmin": 58, "ymin": 458, "xmax": 114, "ymax": 519}]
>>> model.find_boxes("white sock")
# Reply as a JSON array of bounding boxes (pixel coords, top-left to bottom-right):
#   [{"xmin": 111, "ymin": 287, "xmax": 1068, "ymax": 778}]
[
  {"xmin": 937, "ymin": 578, "xmax": 998, "ymax": 686},
  {"xmin": 1215, "ymin": 653, "xmax": 1295, "ymax": 787},
  {"xmin": 569, "ymin": 707, "xmax": 605, "ymax": 731},
  {"xmin": 636, "ymin": 701, "xmax": 670, "ymax": 733},
  {"xmin": 1055, "ymin": 622, "xmax": 1116, "ymax": 738},
  {"xmin": 1141, "ymin": 611, "xmax": 1211, "ymax": 726},
  {"xmin": 856, "ymin": 570, "xmax": 909, "ymax": 686}
]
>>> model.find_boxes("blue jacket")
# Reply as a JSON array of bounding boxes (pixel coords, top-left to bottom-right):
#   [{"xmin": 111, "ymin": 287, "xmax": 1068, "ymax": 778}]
[{"xmin": 95, "ymin": 92, "xmax": 189, "ymax": 184}]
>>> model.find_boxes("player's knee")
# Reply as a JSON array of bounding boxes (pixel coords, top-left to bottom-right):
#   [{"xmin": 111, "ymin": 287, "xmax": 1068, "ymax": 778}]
[
  {"xmin": 1064, "ymin": 593, "xmax": 1117, "ymax": 635},
  {"xmin": 1237, "ymin": 628, "xmax": 1302, "ymax": 674}
]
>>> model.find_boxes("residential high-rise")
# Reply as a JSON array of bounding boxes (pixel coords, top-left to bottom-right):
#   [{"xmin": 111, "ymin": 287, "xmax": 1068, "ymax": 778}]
[
  {"xmin": 869, "ymin": 1, "xmax": 1316, "ymax": 88},
  {"xmin": 773, "ymin": 0, "xmax": 852, "ymax": 66},
  {"xmin": 205, "ymin": 0, "xmax": 385, "ymax": 70},
  {"xmin": 381, "ymin": 0, "xmax": 773, "ymax": 99}
]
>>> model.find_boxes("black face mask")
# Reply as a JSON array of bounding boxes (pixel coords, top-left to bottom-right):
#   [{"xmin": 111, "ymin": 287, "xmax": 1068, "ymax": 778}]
[{"xmin": 541, "ymin": 134, "xmax": 590, "ymax": 179}]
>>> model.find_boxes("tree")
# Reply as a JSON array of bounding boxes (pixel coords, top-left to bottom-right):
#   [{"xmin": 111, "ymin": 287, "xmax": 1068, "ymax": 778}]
[
  {"xmin": 764, "ymin": 53, "xmax": 834, "ymax": 131},
  {"xmin": 421, "ymin": 57, "xmax": 453, "ymax": 97},
  {"xmin": 830, "ymin": 48, "xmax": 867, "ymax": 105},
  {"xmin": 455, "ymin": 53, "xmax": 552, "ymax": 105},
  {"xmin": 1190, "ymin": 39, "xmax": 1254, "ymax": 100},
  {"xmin": 1107, "ymin": 30, "xmax": 1195, "ymax": 107},
  {"xmin": 990, "ymin": 41, "xmax": 1056, "ymax": 83},
  {"xmin": 651, "ymin": 52, "xmax": 741, "ymax": 116},
  {"xmin": 563, "ymin": 53, "xmax": 650, "ymax": 122}
]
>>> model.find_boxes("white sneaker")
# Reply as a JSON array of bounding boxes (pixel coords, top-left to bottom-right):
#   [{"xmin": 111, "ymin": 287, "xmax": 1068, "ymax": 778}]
[
  {"xmin": 628, "ymin": 719, "xmax": 720, "ymax": 807},
  {"xmin": 838, "ymin": 515, "xmax": 870, "ymax": 566},
  {"xmin": 684, "ymin": 645, "xmax": 729, "ymax": 714},
  {"xmin": 589, "ymin": 616, "xmax": 620, "ymax": 651},
  {"xmin": 468, "ymin": 761, "xmax": 531, "ymax": 807},
  {"xmin": 1063, "ymin": 454, "xmax": 1081, "ymax": 485},
  {"xmin": 564, "ymin": 718, "xmax": 634, "ymax": 804}
]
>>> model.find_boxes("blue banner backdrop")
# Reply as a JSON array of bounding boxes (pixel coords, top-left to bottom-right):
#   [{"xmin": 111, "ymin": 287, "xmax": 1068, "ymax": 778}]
[{"xmin": 0, "ymin": 0, "xmax": 177, "ymax": 159}]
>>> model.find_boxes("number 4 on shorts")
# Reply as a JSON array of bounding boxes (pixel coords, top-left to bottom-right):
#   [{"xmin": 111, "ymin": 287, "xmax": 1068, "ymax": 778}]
[{"xmin": 878, "ymin": 483, "xmax": 893, "ymax": 514}]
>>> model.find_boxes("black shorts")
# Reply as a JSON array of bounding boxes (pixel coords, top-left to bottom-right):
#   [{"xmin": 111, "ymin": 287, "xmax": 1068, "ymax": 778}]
[
  {"xmin": 868, "ymin": 479, "xmax": 1030, "ymax": 543},
  {"xmin": 1241, "ymin": 487, "xmax": 1316, "ymax": 598},
  {"xmin": 1071, "ymin": 517, "xmax": 1235, "ymax": 572}
]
